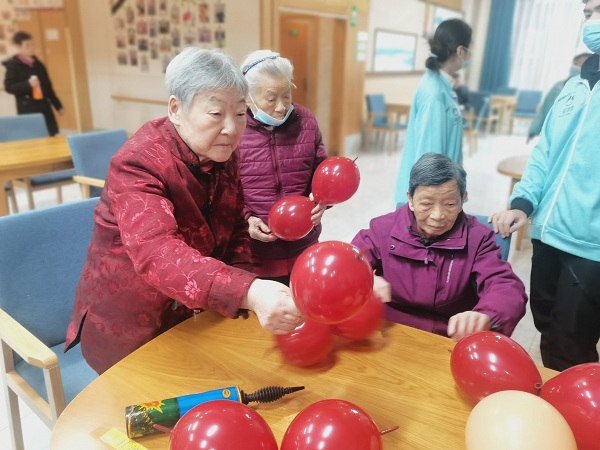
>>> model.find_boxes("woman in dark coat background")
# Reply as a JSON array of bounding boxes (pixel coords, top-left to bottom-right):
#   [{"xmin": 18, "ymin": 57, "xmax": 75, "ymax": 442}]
[{"xmin": 3, "ymin": 31, "xmax": 63, "ymax": 136}]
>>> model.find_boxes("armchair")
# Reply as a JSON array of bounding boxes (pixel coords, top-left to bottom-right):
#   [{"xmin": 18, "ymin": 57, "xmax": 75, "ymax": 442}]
[
  {"xmin": 67, "ymin": 129, "xmax": 128, "ymax": 198},
  {"xmin": 364, "ymin": 94, "xmax": 409, "ymax": 154},
  {"xmin": 510, "ymin": 90, "xmax": 543, "ymax": 134},
  {"xmin": 0, "ymin": 199, "xmax": 99, "ymax": 450}
]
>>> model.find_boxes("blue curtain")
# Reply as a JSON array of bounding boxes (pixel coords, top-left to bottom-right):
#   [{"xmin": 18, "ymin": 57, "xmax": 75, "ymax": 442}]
[{"xmin": 479, "ymin": 0, "xmax": 517, "ymax": 92}]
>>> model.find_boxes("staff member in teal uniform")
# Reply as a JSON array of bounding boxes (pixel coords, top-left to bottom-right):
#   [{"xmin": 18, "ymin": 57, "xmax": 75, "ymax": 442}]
[
  {"xmin": 491, "ymin": 0, "xmax": 600, "ymax": 371},
  {"xmin": 394, "ymin": 19, "xmax": 472, "ymax": 206}
]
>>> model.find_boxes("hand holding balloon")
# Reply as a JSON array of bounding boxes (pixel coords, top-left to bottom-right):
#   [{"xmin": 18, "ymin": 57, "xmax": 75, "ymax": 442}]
[
  {"xmin": 248, "ymin": 216, "xmax": 277, "ymax": 242},
  {"xmin": 245, "ymin": 279, "xmax": 303, "ymax": 334},
  {"xmin": 372, "ymin": 275, "xmax": 391, "ymax": 303},
  {"xmin": 308, "ymin": 193, "xmax": 327, "ymax": 225},
  {"xmin": 447, "ymin": 311, "xmax": 491, "ymax": 342}
]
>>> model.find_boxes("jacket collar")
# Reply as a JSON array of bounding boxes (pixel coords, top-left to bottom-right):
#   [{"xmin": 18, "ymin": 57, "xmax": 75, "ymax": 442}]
[{"xmin": 390, "ymin": 203, "xmax": 467, "ymax": 250}]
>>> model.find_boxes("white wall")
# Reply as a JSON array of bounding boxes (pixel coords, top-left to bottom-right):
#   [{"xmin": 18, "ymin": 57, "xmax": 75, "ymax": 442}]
[
  {"xmin": 364, "ymin": 0, "xmax": 490, "ymax": 108},
  {"xmin": 77, "ymin": 1, "xmax": 261, "ymax": 133}
]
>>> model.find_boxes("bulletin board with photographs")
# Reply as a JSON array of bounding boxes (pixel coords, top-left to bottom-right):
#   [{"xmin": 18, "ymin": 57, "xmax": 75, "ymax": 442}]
[
  {"xmin": 110, "ymin": 0, "xmax": 227, "ymax": 74},
  {"xmin": 0, "ymin": 8, "xmax": 15, "ymax": 60}
]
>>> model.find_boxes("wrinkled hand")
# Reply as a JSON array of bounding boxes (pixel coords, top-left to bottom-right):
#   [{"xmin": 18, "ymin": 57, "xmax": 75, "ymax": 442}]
[
  {"xmin": 245, "ymin": 279, "xmax": 304, "ymax": 334},
  {"xmin": 373, "ymin": 275, "xmax": 391, "ymax": 303},
  {"xmin": 28, "ymin": 76, "xmax": 40, "ymax": 88},
  {"xmin": 308, "ymin": 193, "xmax": 327, "ymax": 225},
  {"xmin": 489, "ymin": 209, "xmax": 528, "ymax": 238},
  {"xmin": 447, "ymin": 311, "xmax": 491, "ymax": 342},
  {"xmin": 248, "ymin": 216, "xmax": 277, "ymax": 242}
]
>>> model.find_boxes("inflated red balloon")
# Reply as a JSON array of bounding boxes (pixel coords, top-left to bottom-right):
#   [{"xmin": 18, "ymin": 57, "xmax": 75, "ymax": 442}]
[
  {"xmin": 331, "ymin": 292, "xmax": 384, "ymax": 340},
  {"xmin": 268, "ymin": 196, "xmax": 314, "ymax": 241},
  {"xmin": 276, "ymin": 319, "xmax": 333, "ymax": 367},
  {"xmin": 169, "ymin": 400, "xmax": 277, "ymax": 450},
  {"xmin": 281, "ymin": 399, "xmax": 382, "ymax": 450},
  {"xmin": 290, "ymin": 241, "xmax": 373, "ymax": 324},
  {"xmin": 311, "ymin": 157, "xmax": 360, "ymax": 205},
  {"xmin": 540, "ymin": 362, "xmax": 600, "ymax": 450},
  {"xmin": 450, "ymin": 331, "xmax": 542, "ymax": 404}
]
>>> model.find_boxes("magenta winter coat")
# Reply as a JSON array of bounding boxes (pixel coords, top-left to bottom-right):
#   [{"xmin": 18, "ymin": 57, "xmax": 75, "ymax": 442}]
[
  {"xmin": 238, "ymin": 103, "xmax": 327, "ymax": 260},
  {"xmin": 351, "ymin": 204, "xmax": 527, "ymax": 337}
]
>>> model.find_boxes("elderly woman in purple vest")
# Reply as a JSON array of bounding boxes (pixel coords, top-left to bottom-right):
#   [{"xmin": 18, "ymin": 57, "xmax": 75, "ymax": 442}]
[
  {"xmin": 353, "ymin": 153, "xmax": 527, "ymax": 342},
  {"xmin": 238, "ymin": 50, "xmax": 328, "ymax": 286}
]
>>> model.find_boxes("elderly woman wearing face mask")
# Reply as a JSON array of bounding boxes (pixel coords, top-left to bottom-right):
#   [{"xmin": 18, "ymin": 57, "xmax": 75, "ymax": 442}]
[
  {"xmin": 353, "ymin": 153, "xmax": 527, "ymax": 342},
  {"xmin": 238, "ymin": 50, "xmax": 328, "ymax": 286},
  {"xmin": 64, "ymin": 48, "xmax": 303, "ymax": 374}
]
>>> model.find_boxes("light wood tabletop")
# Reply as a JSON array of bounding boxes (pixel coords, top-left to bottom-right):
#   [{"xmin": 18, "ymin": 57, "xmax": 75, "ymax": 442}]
[
  {"xmin": 0, "ymin": 135, "xmax": 73, "ymax": 216},
  {"xmin": 50, "ymin": 311, "xmax": 557, "ymax": 449}
]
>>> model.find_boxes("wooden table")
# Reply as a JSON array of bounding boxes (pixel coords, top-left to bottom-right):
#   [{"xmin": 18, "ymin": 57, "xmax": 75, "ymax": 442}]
[
  {"xmin": 50, "ymin": 311, "xmax": 557, "ymax": 449},
  {"xmin": 497, "ymin": 155, "xmax": 530, "ymax": 250},
  {"xmin": 0, "ymin": 136, "xmax": 73, "ymax": 216}
]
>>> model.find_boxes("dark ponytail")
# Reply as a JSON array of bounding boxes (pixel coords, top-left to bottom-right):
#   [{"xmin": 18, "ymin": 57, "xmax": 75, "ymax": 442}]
[{"xmin": 425, "ymin": 19, "xmax": 472, "ymax": 71}]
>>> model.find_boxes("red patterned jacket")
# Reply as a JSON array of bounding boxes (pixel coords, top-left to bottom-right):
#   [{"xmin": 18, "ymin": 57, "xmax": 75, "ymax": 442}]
[{"xmin": 65, "ymin": 117, "xmax": 256, "ymax": 373}]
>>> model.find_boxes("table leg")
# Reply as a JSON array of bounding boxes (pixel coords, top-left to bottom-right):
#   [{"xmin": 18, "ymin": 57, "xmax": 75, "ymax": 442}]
[{"xmin": 0, "ymin": 176, "xmax": 11, "ymax": 217}]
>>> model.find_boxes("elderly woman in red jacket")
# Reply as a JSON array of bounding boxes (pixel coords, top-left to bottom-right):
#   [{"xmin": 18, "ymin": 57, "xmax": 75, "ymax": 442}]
[
  {"xmin": 238, "ymin": 50, "xmax": 328, "ymax": 285},
  {"xmin": 353, "ymin": 153, "xmax": 527, "ymax": 342},
  {"xmin": 65, "ymin": 48, "xmax": 303, "ymax": 374}
]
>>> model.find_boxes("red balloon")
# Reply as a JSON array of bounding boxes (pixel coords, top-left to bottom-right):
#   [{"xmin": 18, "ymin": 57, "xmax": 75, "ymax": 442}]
[
  {"xmin": 331, "ymin": 292, "xmax": 384, "ymax": 340},
  {"xmin": 169, "ymin": 400, "xmax": 277, "ymax": 450},
  {"xmin": 268, "ymin": 196, "xmax": 314, "ymax": 241},
  {"xmin": 311, "ymin": 157, "xmax": 360, "ymax": 205},
  {"xmin": 281, "ymin": 399, "xmax": 382, "ymax": 450},
  {"xmin": 540, "ymin": 362, "xmax": 600, "ymax": 450},
  {"xmin": 450, "ymin": 331, "xmax": 542, "ymax": 404},
  {"xmin": 290, "ymin": 241, "xmax": 374, "ymax": 324},
  {"xmin": 276, "ymin": 319, "xmax": 333, "ymax": 367}
]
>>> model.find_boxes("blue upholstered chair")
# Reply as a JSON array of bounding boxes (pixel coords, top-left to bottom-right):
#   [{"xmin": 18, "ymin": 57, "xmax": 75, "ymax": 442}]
[
  {"xmin": 0, "ymin": 114, "xmax": 77, "ymax": 211},
  {"xmin": 474, "ymin": 214, "xmax": 511, "ymax": 261},
  {"xmin": 510, "ymin": 90, "xmax": 543, "ymax": 133},
  {"xmin": 466, "ymin": 91, "xmax": 500, "ymax": 135},
  {"xmin": 0, "ymin": 198, "xmax": 98, "ymax": 449},
  {"xmin": 463, "ymin": 95, "xmax": 493, "ymax": 156},
  {"xmin": 493, "ymin": 86, "xmax": 518, "ymax": 96},
  {"xmin": 67, "ymin": 129, "xmax": 128, "ymax": 198},
  {"xmin": 364, "ymin": 94, "xmax": 409, "ymax": 154}
]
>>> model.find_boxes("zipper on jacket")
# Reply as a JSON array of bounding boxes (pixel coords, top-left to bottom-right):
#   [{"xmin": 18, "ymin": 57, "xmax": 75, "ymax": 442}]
[
  {"xmin": 269, "ymin": 130, "xmax": 283, "ymax": 196},
  {"xmin": 424, "ymin": 248, "xmax": 430, "ymax": 264},
  {"xmin": 541, "ymin": 79, "xmax": 595, "ymax": 239}
]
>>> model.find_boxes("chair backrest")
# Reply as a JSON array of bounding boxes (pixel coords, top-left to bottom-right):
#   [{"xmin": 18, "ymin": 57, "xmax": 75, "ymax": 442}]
[
  {"xmin": 68, "ymin": 129, "xmax": 128, "ymax": 180},
  {"xmin": 515, "ymin": 90, "xmax": 542, "ymax": 114},
  {"xmin": 493, "ymin": 86, "xmax": 518, "ymax": 96},
  {"xmin": 0, "ymin": 113, "xmax": 48, "ymax": 142},
  {"xmin": 366, "ymin": 94, "xmax": 389, "ymax": 127},
  {"xmin": 473, "ymin": 214, "xmax": 511, "ymax": 261},
  {"xmin": 468, "ymin": 91, "xmax": 492, "ymax": 120},
  {"xmin": 0, "ymin": 198, "xmax": 98, "ymax": 348}
]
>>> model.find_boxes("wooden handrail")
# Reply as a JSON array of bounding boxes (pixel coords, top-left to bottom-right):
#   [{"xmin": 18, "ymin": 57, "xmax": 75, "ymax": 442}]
[{"xmin": 111, "ymin": 95, "xmax": 165, "ymax": 106}]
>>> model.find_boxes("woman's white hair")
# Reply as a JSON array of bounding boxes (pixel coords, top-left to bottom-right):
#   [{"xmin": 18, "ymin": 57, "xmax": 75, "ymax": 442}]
[
  {"xmin": 165, "ymin": 47, "xmax": 248, "ymax": 112},
  {"xmin": 240, "ymin": 49, "xmax": 294, "ymax": 93}
]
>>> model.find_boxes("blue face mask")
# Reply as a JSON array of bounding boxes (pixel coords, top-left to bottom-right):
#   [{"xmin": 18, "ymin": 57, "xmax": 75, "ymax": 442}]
[
  {"xmin": 249, "ymin": 94, "xmax": 294, "ymax": 127},
  {"xmin": 583, "ymin": 19, "xmax": 600, "ymax": 54}
]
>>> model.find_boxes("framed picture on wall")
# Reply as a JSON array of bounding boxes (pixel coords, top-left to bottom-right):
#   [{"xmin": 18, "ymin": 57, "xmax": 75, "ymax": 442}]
[
  {"xmin": 372, "ymin": 29, "xmax": 417, "ymax": 73},
  {"xmin": 432, "ymin": 6, "xmax": 464, "ymax": 30}
]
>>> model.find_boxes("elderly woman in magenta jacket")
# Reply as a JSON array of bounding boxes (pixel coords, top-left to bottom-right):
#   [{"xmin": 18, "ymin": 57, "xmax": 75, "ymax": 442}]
[
  {"xmin": 353, "ymin": 153, "xmax": 527, "ymax": 342},
  {"xmin": 238, "ymin": 50, "xmax": 328, "ymax": 285}
]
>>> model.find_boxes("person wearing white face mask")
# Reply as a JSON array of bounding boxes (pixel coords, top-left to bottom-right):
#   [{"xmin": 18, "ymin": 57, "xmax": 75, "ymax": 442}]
[
  {"xmin": 238, "ymin": 50, "xmax": 328, "ymax": 286},
  {"xmin": 527, "ymin": 52, "xmax": 592, "ymax": 142},
  {"xmin": 490, "ymin": 0, "xmax": 600, "ymax": 372},
  {"xmin": 393, "ymin": 19, "xmax": 473, "ymax": 206}
]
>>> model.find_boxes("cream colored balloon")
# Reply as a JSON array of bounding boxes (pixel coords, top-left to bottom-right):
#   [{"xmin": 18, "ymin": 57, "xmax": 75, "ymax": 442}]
[{"xmin": 466, "ymin": 390, "xmax": 576, "ymax": 450}]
